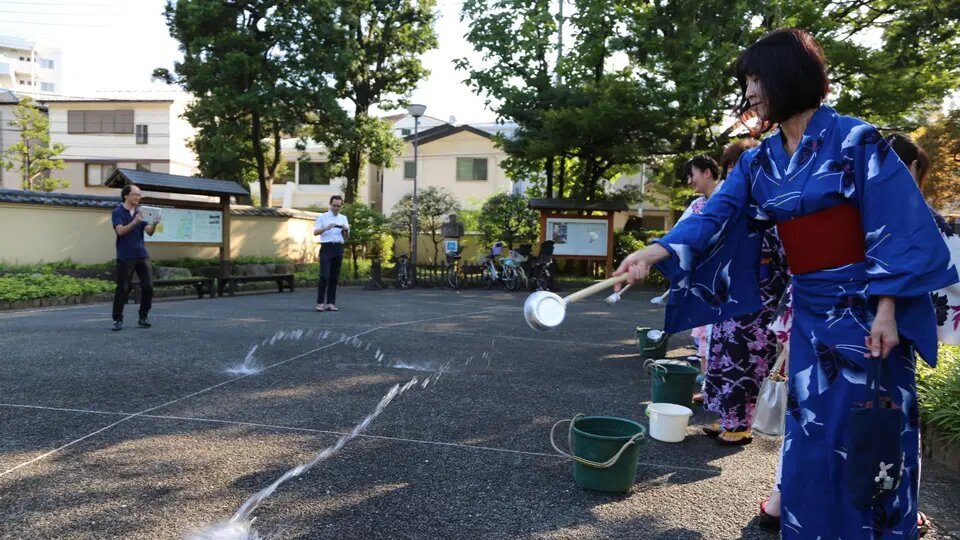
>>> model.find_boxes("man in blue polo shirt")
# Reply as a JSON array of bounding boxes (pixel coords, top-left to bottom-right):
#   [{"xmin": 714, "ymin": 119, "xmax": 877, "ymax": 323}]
[{"xmin": 111, "ymin": 184, "xmax": 159, "ymax": 331}]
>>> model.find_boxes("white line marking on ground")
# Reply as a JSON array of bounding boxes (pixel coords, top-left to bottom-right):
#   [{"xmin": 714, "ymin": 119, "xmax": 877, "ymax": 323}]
[
  {"xmin": 0, "ymin": 306, "xmax": 498, "ymax": 478},
  {"xmin": 0, "ymin": 402, "xmax": 717, "ymax": 474},
  {"xmin": 401, "ymin": 327, "xmax": 628, "ymax": 347}
]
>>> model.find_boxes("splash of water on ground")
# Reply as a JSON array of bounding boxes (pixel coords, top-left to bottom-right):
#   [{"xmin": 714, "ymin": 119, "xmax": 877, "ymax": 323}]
[
  {"xmin": 226, "ymin": 345, "xmax": 261, "ymax": 375},
  {"xmin": 187, "ymin": 378, "xmax": 423, "ymax": 540}
]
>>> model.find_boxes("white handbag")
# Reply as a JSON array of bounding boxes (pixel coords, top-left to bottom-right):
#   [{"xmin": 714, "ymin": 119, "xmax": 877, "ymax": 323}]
[{"xmin": 752, "ymin": 346, "xmax": 788, "ymax": 437}]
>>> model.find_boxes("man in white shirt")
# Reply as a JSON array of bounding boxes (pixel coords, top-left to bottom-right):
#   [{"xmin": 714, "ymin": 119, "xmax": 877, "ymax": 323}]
[{"xmin": 313, "ymin": 195, "xmax": 350, "ymax": 311}]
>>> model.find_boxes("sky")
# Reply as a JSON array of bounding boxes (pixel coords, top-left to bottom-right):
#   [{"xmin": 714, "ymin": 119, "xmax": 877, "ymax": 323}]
[{"xmin": 0, "ymin": 0, "xmax": 499, "ymax": 123}]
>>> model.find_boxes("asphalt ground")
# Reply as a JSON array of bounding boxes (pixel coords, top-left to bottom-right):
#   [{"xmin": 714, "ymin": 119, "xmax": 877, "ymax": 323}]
[{"xmin": 0, "ymin": 287, "xmax": 957, "ymax": 540}]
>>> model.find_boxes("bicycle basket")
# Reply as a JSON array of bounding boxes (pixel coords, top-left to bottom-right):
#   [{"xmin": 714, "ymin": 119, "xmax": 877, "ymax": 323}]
[{"xmin": 509, "ymin": 250, "xmax": 529, "ymax": 264}]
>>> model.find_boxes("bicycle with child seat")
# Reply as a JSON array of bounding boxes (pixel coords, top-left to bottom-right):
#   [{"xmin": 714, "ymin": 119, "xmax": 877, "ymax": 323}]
[
  {"xmin": 394, "ymin": 252, "xmax": 414, "ymax": 289},
  {"xmin": 504, "ymin": 244, "xmax": 533, "ymax": 291},
  {"xmin": 479, "ymin": 242, "xmax": 507, "ymax": 290},
  {"xmin": 529, "ymin": 240, "xmax": 556, "ymax": 291},
  {"xmin": 444, "ymin": 249, "xmax": 465, "ymax": 289}
]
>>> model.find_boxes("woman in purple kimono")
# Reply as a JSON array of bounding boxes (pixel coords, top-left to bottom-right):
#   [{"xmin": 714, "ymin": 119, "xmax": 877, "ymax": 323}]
[
  {"xmin": 700, "ymin": 141, "xmax": 789, "ymax": 445},
  {"xmin": 616, "ymin": 29, "xmax": 958, "ymax": 538}
]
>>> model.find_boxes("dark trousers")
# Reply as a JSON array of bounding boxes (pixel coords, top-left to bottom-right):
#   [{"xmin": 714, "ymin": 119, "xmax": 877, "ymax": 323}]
[
  {"xmin": 317, "ymin": 243, "xmax": 344, "ymax": 305},
  {"xmin": 112, "ymin": 258, "xmax": 152, "ymax": 322}
]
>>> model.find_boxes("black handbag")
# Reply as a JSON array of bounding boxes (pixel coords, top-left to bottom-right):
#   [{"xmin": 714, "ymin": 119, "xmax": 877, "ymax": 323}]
[{"xmin": 845, "ymin": 358, "xmax": 904, "ymax": 510}]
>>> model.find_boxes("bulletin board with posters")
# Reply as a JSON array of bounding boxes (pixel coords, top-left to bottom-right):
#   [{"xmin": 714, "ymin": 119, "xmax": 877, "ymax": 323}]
[
  {"xmin": 530, "ymin": 198, "xmax": 627, "ymax": 276},
  {"xmin": 545, "ymin": 217, "xmax": 609, "ymax": 257}
]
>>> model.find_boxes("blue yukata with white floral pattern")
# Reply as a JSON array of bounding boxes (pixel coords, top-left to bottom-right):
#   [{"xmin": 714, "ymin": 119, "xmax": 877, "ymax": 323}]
[{"xmin": 655, "ymin": 105, "xmax": 959, "ymax": 539}]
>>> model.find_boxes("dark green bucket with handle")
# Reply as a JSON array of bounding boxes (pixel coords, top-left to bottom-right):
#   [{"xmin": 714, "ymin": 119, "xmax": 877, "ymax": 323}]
[
  {"xmin": 551, "ymin": 414, "xmax": 646, "ymax": 493},
  {"xmin": 636, "ymin": 326, "xmax": 670, "ymax": 359},
  {"xmin": 645, "ymin": 359, "xmax": 699, "ymax": 407}
]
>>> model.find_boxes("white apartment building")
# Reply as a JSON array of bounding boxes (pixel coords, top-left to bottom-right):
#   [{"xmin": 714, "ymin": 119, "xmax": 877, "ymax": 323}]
[
  {"xmin": 0, "ymin": 35, "xmax": 62, "ymax": 96},
  {"xmin": 4, "ymin": 94, "xmax": 199, "ymax": 195}
]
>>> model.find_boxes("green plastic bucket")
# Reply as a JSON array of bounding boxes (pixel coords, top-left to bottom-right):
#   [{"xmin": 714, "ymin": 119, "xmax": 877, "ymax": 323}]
[
  {"xmin": 551, "ymin": 415, "xmax": 646, "ymax": 493},
  {"xmin": 636, "ymin": 326, "xmax": 670, "ymax": 359},
  {"xmin": 645, "ymin": 359, "xmax": 699, "ymax": 407}
]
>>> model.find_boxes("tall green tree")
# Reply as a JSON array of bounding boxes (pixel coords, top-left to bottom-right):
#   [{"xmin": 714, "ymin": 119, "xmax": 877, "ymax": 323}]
[
  {"xmin": 301, "ymin": 0, "xmax": 438, "ymax": 203},
  {"xmin": 477, "ymin": 192, "xmax": 539, "ymax": 249},
  {"xmin": 458, "ymin": 0, "xmax": 561, "ymax": 198},
  {"xmin": 1, "ymin": 97, "xmax": 68, "ymax": 192},
  {"xmin": 463, "ymin": 1, "xmax": 960, "ymax": 205},
  {"xmin": 155, "ymin": 1, "xmax": 341, "ymax": 206}
]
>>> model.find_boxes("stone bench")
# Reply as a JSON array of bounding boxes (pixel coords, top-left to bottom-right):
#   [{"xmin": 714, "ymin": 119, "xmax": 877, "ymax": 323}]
[
  {"xmin": 217, "ymin": 274, "xmax": 295, "ymax": 297},
  {"xmin": 128, "ymin": 277, "xmax": 216, "ymax": 303}
]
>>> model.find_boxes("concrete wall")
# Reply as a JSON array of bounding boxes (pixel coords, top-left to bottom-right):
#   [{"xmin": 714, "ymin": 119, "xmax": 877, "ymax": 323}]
[{"xmin": 0, "ymin": 202, "xmax": 319, "ymax": 265}]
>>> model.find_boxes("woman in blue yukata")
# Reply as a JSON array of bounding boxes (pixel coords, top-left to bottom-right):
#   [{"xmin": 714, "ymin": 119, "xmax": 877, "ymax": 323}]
[{"xmin": 616, "ymin": 29, "xmax": 959, "ymax": 539}]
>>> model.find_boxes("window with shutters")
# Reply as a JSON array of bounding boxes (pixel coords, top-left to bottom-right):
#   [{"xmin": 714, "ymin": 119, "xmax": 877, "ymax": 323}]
[{"xmin": 67, "ymin": 110, "xmax": 136, "ymax": 134}]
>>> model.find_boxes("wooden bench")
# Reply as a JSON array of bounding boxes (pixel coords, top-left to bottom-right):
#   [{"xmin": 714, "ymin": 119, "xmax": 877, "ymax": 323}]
[
  {"xmin": 127, "ymin": 277, "xmax": 216, "ymax": 304},
  {"xmin": 217, "ymin": 274, "xmax": 295, "ymax": 297}
]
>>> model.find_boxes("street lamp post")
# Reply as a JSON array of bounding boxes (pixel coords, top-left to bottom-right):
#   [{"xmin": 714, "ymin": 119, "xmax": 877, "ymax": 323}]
[{"xmin": 407, "ymin": 103, "xmax": 426, "ymax": 279}]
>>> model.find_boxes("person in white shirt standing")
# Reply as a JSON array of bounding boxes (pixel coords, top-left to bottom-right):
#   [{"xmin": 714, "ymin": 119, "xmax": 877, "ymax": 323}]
[{"xmin": 313, "ymin": 195, "xmax": 350, "ymax": 311}]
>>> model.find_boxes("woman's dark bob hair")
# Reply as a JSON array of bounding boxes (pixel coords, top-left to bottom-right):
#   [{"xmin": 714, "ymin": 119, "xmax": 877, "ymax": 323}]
[
  {"xmin": 735, "ymin": 28, "xmax": 830, "ymax": 130},
  {"xmin": 886, "ymin": 133, "xmax": 930, "ymax": 187},
  {"xmin": 684, "ymin": 155, "xmax": 720, "ymax": 181}
]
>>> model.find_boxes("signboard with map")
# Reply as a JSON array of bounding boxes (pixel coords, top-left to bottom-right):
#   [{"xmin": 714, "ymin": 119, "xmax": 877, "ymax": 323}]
[
  {"xmin": 545, "ymin": 217, "xmax": 608, "ymax": 256},
  {"xmin": 146, "ymin": 208, "xmax": 223, "ymax": 244}
]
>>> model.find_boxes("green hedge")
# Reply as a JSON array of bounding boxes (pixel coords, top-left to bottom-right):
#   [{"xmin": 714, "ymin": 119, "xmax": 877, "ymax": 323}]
[
  {"xmin": 0, "ymin": 260, "xmax": 113, "ymax": 276},
  {"xmin": 294, "ymin": 259, "xmax": 371, "ymax": 282},
  {"xmin": 0, "ymin": 274, "xmax": 114, "ymax": 302},
  {"xmin": 918, "ymin": 344, "xmax": 960, "ymax": 445}
]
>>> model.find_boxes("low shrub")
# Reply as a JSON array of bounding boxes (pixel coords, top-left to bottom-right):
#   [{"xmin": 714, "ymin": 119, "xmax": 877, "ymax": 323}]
[
  {"xmin": 0, "ymin": 274, "xmax": 114, "ymax": 302},
  {"xmin": 0, "ymin": 259, "xmax": 114, "ymax": 276},
  {"xmin": 917, "ymin": 345, "xmax": 960, "ymax": 445}
]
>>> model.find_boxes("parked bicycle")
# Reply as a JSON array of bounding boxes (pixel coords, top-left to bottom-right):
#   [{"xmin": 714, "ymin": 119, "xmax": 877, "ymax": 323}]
[
  {"xmin": 480, "ymin": 242, "xmax": 507, "ymax": 290},
  {"xmin": 502, "ymin": 244, "xmax": 532, "ymax": 291},
  {"xmin": 444, "ymin": 248, "xmax": 465, "ymax": 289},
  {"xmin": 394, "ymin": 252, "xmax": 414, "ymax": 290},
  {"xmin": 529, "ymin": 240, "xmax": 556, "ymax": 291}
]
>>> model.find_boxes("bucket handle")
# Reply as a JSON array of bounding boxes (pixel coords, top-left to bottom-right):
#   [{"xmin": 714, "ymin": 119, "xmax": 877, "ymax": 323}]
[
  {"xmin": 643, "ymin": 359, "xmax": 668, "ymax": 383},
  {"xmin": 550, "ymin": 414, "xmax": 645, "ymax": 470}
]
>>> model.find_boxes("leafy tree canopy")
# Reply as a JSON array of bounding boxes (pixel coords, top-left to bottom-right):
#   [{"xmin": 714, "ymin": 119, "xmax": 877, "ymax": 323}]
[
  {"xmin": 1, "ymin": 97, "xmax": 68, "ymax": 192},
  {"xmin": 477, "ymin": 192, "xmax": 539, "ymax": 249}
]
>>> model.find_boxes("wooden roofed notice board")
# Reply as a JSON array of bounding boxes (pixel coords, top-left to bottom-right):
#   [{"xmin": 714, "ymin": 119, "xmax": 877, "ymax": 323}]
[
  {"xmin": 105, "ymin": 168, "xmax": 248, "ymax": 273},
  {"xmin": 529, "ymin": 198, "xmax": 629, "ymax": 276}
]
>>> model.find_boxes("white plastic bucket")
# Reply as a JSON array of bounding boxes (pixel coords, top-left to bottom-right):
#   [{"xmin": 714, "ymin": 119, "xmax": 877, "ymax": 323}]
[{"xmin": 645, "ymin": 403, "xmax": 693, "ymax": 443}]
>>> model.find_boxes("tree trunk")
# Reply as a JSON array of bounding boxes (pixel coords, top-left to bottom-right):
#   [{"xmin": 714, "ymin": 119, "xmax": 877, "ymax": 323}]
[
  {"xmin": 557, "ymin": 155, "xmax": 567, "ymax": 199},
  {"xmin": 351, "ymin": 245, "xmax": 359, "ymax": 280},
  {"xmin": 345, "ymin": 149, "xmax": 362, "ymax": 203},
  {"xmin": 544, "ymin": 156, "xmax": 554, "ymax": 199},
  {"xmin": 251, "ymin": 111, "xmax": 271, "ymax": 207}
]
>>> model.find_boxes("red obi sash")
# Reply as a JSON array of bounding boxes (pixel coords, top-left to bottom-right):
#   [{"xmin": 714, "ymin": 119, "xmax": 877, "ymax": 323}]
[{"xmin": 776, "ymin": 203, "xmax": 866, "ymax": 275}]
